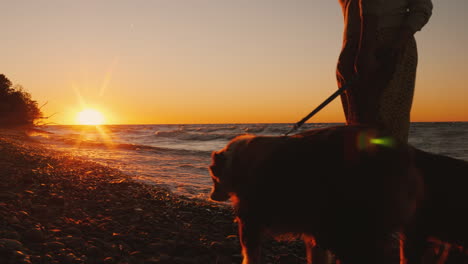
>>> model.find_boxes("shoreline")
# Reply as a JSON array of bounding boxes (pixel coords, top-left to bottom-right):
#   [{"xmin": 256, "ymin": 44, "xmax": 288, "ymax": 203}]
[{"xmin": 0, "ymin": 129, "xmax": 305, "ymax": 264}]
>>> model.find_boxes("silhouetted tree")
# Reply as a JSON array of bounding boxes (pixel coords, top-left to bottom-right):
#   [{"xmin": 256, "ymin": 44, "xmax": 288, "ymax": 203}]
[{"xmin": 0, "ymin": 74, "xmax": 43, "ymax": 127}]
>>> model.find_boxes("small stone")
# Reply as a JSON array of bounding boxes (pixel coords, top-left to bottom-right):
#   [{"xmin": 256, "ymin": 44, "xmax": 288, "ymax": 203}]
[
  {"xmin": 142, "ymin": 242, "xmax": 166, "ymax": 253},
  {"xmin": 143, "ymin": 257, "xmax": 159, "ymax": 264},
  {"xmin": 232, "ymin": 254, "xmax": 243, "ymax": 262},
  {"xmin": 210, "ymin": 241, "xmax": 223, "ymax": 249},
  {"xmin": 130, "ymin": 251, "xmax": 143, "ymax": 256},
  {"xmin": 30, "ymin": 255, "xmax": 42, "ymax": 263},
  {"xmin": 21, "ymin": 199, "xmax": 33, "ymax": 208},
  {"xmin": 17, "ymin": 211, "xmax": 30, "ymax": 217},
  {"xmin": 48, "ymin": 196, "xmax": 65, "ymax": 206},
  {"xmin": 79, "ymin": 254, "xmax": 88, "ymax": 262},
  {"xmin": 12, "ymin": 251, "xmax": 32, "ymax": 264},
  {"xmin": 22, "ymin": 228, "xmax": 45, "ymax": 243},
  {"xmin": 159, "ymin": 254, "xmax": 171, "ymax": 263},
  {"xmin": 0, "ymin": 238, "xmax": 24, "ymax": 250},
  {"xmin": 215, "ymin": 255, "xmax": 232, "ymax": 264},
  {"xmin": 43, "ymin": 254, "xmax": 54, "ymax": 262},
  {"xmin": 226, "ymin": 234, "xmax": 238, "ymax": 240},
  {"xmin": 276, "ymin": 254, "xmax": 301, "ymax": 264},
  {"xmin": 13, "ymin": 250, "xmax": 27, "ymax": 258},
  {"xmin": 58, "ymin": 252, "xmax": 79, "ymax": 264},
  {"xmin": 2, "ymin": 231, "xmax": 20, "ymax": 240},
  {"xmin": 14, "ymin": 258, "xmax": 32, "ymax": 264},
  {"xmin": 0, "ymin": 191, "xmax": 17, "ymax": 200},
  {"xmin": 31, "ymin": 204, "xmax": 48, "ymax": 215},
  {"xmin": 7, "ymin": 215, "xmax": 20, "ymax": 224},
  {"xmin": 44, "ymin": 241, "xmax": 66, "ymax": 251},
  {"xmin": 103, "ymin": 256, "xmax": 115, "ymax": 264},
  {"xmin": 49, "ymin": 229, "xmax": 62, "ymax": 235},
  {"xmin": 86, "ymin": 246, "xmax": 102, "ymax": 257},
  {"xmin": 58, "ymin": 236, "xmax": 85, "ymax": 248},
  {"xmin": 64, "ymin": 227, "xmax": 82, "ymax": 236},
  {"xmin": 24, "ymin": 190, "xmax": 34, "ymax": 195}
]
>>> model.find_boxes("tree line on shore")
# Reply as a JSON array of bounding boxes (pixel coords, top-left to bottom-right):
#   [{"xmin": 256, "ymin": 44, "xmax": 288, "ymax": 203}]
[{"xmin": 0, "ymin": 74, "xmax": 43, "ymax": 127}]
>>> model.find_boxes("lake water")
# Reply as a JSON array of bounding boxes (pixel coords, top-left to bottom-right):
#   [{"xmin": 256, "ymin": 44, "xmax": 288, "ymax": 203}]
[{"xmin": 33, "ymin": 122, "xmax": 468, "ymax": 199}]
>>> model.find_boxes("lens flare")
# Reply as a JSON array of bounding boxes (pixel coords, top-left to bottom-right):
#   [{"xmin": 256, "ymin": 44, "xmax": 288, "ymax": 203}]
[{"xmin": 370, "ymin": 137, "xmax": 396, "ymax": 148}]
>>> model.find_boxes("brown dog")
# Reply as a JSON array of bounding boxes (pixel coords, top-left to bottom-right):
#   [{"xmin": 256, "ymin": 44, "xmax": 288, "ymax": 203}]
[
  {"xmin": 405, "ymin": 148, "xmax": 468, "ymax": 264},
  {"xmin": 209, "ymin": 125, "xmax": 423, "ymax": 264}
]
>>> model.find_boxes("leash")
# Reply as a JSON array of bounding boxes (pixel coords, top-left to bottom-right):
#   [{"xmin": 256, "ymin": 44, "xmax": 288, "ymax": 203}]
[{"xmin": 284, "ymin": 82, "xmax": 352, "ymax": 136}]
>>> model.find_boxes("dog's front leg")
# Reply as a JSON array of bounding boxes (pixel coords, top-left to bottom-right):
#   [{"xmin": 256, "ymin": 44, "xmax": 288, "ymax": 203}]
[
  {"xmin": 303, "ymin": 235, "xmax": 317, "ymax": 264},
  {"xmin": 237, "ymin": 216, "xmax": 262, "ymax": 264},
  {"xmin": 303, "ymin": 236, "xmax": 330, "ymax": 264}
]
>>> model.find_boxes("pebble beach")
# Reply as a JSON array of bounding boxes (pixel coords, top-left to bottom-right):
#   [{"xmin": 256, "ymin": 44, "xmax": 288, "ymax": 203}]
[{"xmin": 0, "ymin": 129, "xmax": 307, "ymax": 264}]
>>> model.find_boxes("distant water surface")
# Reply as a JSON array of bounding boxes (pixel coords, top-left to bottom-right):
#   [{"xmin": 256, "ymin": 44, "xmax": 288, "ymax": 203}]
[{"xmin": 34, "ymin": 123, "xmax": 468, "ymax": 199}]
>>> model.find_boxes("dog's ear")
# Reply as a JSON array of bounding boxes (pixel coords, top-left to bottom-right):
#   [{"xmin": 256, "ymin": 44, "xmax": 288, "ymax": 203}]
[
  {"xmin": 212, "ymin": 151, "xmax": 226, "ymax": 165},
  {"xmin": 210, "ymin": 151, "xmax": 226, "ymax": 177}
]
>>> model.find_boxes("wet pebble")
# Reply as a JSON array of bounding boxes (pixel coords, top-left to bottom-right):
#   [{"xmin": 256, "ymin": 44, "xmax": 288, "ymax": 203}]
[
  {"xmin": 64, "ymin": 227, "xmax": 82, "ymax": 236},
  {"xmin": 11, "ymin": 250, "xmax": 31, "ymax": 264},
  {"xmin": 0, "ymin": 191, "xmax": 17, "ymax": 200},
  {"xmin": 58, "ymin": 236, "xmax": 85, "ymax": 249},
  {"xmin": 43, "ymin": 241, "xmax": 66, "ymax": 251},
  {"xmin": 0, "ymin": 238, "xmax": 24, "ymax": 250},
  {"xmin": 215, "ymin": 255, "xmax": 232, "ymax": 264},
  {"xmin": 58, "ymin": 252, "xmax": 81, "ymax": 264},
  {"xmin": 86, "ymin": 245, "xmax": 102, "ymax": 257},
  {"xmin": 103, "ymin": 256, "xmax": 115, "ymax": 264},
  {"xmin": 143, "ymin": 257, "xmax": 160, "ymax": 264},
  {"xmin": 48, "ymin": 196, "xmax": 65, "ymax": 207},
  {"xmin": 1, "ymin": 231, "xmax": 20, "ymax": 240},
  {"xmin": 30, "ymin": 204, "xmax": 48, "ymax": 216},
  {"xmin": 158, "ymin": 254, "xmax": 172, "ymax": 263},
  {"xmin": 6, "ymin": 215, "xmax": 20, "ymax": 225},
  {"xmin": 22, "ymin": 228, "xmax": 45, "ymax": 243}
]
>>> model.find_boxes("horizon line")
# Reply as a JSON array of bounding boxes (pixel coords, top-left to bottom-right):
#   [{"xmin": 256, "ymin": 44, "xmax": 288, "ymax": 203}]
[{"xmin": 47, "ymin": 121, "xmax": 468, "ymax": 126}]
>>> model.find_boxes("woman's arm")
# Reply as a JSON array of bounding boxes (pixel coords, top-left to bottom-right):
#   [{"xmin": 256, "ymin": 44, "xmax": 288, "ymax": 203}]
[{"xmin": 355, "ymin": 0, "xmax": 383, "ymax": 79}]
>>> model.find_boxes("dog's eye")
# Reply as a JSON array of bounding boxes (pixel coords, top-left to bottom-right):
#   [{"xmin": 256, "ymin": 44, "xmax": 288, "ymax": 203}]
[{"xmin": 209, "ymin": 165, "xmax": 221, "ymax": 177}]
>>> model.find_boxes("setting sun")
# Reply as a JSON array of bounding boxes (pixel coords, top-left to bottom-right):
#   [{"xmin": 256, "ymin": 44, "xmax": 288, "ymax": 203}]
[{"xmin": 76, "ymin": 109, "xmax": 105, "ymax": 125}]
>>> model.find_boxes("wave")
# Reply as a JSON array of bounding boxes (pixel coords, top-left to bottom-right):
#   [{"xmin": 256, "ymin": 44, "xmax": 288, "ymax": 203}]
[
  {"xmin": 39, "ymin": 136, "xmax": 213, "ymax": 156},
  {"xmin": 184, "ymin": 125, "xmax": 239, "ymax": 133},
  {"xmin": 153, "ymin": 129, "xmax": 247, "ymax": 141},
  {"xmin": 177, "ymin": 164, "xmax": 209, "ymax": 172}
]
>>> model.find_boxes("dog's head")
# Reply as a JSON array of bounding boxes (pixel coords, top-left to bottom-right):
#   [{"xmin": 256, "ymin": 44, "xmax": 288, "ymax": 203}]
[{"xmin": 209, "ymin": 135, "xmax": 254, "ymax": 202}]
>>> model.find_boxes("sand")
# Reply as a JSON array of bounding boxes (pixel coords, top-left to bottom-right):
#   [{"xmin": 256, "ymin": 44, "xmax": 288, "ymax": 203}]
[{"xmin": 0, "ymin": 129, "xmax": 306, "ymax": 264}]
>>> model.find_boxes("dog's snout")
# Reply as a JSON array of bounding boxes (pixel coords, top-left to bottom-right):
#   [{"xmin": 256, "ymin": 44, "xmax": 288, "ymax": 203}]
[{"xmin": 210, "ymin": 185, "xmax": 230, "ymax": 202}]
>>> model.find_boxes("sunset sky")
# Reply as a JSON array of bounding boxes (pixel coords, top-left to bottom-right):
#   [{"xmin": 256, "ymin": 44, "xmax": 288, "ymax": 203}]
[{"xmin": 2, "ymin": 0, "xmax": 467, "ymax": 125}]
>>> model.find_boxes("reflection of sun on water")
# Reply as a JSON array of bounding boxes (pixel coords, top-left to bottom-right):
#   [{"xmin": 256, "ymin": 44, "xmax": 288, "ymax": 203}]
[
  {"xmin": 74, "ymin": 108, "xmax": 114, "ymax": 147},
  {"xmin": 76, "ymin": 109, "xmax": 105, "ymax": 125}
]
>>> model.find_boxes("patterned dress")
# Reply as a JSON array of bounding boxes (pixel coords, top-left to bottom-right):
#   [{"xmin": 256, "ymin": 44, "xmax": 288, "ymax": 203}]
[
  {"xmin": 337, "ymin": 29, "xmax": 418, "ymax": 142},
  {"xmin": 337, "ymin": 0, "xmax": 432, "ymax": 142}
]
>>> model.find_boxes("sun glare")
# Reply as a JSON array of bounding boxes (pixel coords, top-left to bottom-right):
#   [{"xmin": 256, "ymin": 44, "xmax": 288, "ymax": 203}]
[{"xmin": 76, "ymin": 109, "xmax": 105, "ymax": 125}]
